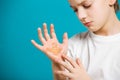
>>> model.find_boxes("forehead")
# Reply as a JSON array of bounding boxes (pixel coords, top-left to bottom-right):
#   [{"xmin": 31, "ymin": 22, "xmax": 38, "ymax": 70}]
[
  {"xmin": 68, "ymin": 0, "xmax": 92, "ymax": 6},
  {"xmin": 68, "ymin": 0, "xmax": 86, "ymax": 5},
  {"xmin": 69, "ymin": 0, "xmax": 85, "ymax": 3}
]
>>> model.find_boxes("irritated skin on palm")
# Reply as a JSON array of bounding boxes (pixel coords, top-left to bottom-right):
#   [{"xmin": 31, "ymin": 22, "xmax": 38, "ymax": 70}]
[{"xmin": 46, "ymin": 42, "xmax": 62, "ymax": 54}]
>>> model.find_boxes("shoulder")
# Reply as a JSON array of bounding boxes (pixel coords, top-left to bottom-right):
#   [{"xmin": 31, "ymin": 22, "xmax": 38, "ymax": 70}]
[
  {"xmin": 68, "ymin": 31, "xmax": 89, "ymax": 45},
  {"xmin": 67, "ymin": 31, "xmax": 89, "ymax": 59}
]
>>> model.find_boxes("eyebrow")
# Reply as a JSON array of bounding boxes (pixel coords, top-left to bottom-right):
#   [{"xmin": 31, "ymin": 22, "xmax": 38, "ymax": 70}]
[
  {"xmin": 70, "ymin": 0, "xmax": 93, "ymax": 8},
  {"xmin": 70, "ymin": 0, "xmax": 86, "ymax": 8}
]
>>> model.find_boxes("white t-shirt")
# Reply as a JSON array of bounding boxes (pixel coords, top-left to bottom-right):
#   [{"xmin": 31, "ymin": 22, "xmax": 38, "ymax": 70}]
[{"xmin": 67, "ymin": 31, "xmax": 120, "ymax": 80}]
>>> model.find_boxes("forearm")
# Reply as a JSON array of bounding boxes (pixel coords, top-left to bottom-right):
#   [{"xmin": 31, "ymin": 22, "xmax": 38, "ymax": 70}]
[{"xmin": 52, "ymin": 63, "xmax": 66, "ymax": 80}]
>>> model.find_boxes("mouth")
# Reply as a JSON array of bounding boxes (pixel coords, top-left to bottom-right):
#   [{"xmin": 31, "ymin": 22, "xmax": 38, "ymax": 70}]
[{"xmin": 83, "ymin": 21, "xmax": 92, "ymax": 27}]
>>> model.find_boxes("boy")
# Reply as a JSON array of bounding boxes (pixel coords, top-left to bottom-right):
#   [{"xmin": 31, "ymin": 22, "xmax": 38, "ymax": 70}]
[{"xmin": 31, "ymin": 0, "xmax": 120, "ymax": 80}]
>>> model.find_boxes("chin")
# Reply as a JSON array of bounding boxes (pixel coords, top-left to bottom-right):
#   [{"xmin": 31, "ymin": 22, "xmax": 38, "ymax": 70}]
[{"xmin": 89, "ymin": 25, "xmax": 101, "ymax": 32}]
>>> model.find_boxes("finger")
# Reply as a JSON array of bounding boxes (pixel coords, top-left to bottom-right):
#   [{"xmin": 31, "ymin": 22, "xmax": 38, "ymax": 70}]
[
  {"xmin": 63, "ymin": 32, "xmax": 68, "ymax": 46},
  {"xmin": 43, "ymin": 23, "xmax": 51, "ymax": 41},
  {"xmin": 50, "ymin": 24, "xmax": 57, "ymax": 40},
  {"xmin": 62, "ymin": 54, "xmax": 78, "ymax": 68},
  {"xmin": 55, "ymin": 70, "xmax": 73, "ymax": 78},
  {"xmin": 76, "ymin": 58, "xmax": 84, "ymax": 68},
  {"xmin": 38, "ymin": 28, "xmax": 46, "ymax": 45},
  {"xmin": 55, "ymin": 59, "xmax": 73, "ymax": 72},
  {"xmin": 31, "ymin": 40, "xmax": 43, "ymax": 51},
  {"xmin": 76, "ymin": 58, "xmax": 82, "ymax": 67}
]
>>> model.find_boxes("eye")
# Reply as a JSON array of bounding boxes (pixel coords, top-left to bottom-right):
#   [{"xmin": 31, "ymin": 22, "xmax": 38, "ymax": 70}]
[
  {"xmin": 83, "ymin": 4, "xmax": 91, "ymax": 8},
  {"xmin": 82, "ymin": 1, "xmax": 92, "ymax": 9}
]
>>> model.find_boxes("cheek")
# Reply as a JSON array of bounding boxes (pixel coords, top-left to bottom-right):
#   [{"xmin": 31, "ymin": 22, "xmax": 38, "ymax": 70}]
[
  {"xmin": 92, "ymin": 2, "xmax": 110, "ymax": 21},
  {"xmin": 88, "ymin": 5, "xmax": 106, "ymax": 23},
  {"xmin": 88, "ymin": 0, "xmax": 106, "ymax": 19},
  {"xmin": 87, "ymin": 9, "xmax": 104, "ymax": 31}
]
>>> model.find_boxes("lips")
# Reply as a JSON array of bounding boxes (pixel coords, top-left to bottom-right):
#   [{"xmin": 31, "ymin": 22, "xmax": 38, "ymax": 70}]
[{"xmin": 83, "ymin": 21, "xmax": 92, "ymax": 27}]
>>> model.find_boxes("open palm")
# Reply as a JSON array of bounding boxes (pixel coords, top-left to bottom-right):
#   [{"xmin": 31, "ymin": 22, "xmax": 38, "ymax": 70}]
[{"xmin": 31, "ymin": 23, "xmax": 68, "ymax": 61}]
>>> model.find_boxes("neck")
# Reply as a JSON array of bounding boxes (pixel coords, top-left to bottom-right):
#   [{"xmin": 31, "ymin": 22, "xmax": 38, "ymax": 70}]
[{"xmin": 94, "ymin": 11, "xmax": 120, "ymax": 36}]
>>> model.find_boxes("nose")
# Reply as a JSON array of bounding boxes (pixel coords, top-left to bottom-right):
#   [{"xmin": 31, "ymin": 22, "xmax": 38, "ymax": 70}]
[{"xmin": 77, "ymin": 7, "xmax": 87, "ymax": 22}]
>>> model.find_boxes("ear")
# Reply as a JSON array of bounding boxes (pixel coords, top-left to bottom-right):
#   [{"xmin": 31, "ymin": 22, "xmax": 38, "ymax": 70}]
[{"xmin": 109, "ymin": 0, "xmax": 116, "ymax": 6}]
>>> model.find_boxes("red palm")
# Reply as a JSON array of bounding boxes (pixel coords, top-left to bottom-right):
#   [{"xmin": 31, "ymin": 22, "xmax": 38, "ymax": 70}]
[{"xmin": 31, "ymin": 23, "xmax": 68, "ymax": 61}]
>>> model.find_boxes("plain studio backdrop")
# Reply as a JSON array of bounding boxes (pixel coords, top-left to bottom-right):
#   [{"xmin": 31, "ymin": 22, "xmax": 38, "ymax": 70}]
[{"xmin": 0, "ymin": 0, "xmax": 120, "ymax": 80}]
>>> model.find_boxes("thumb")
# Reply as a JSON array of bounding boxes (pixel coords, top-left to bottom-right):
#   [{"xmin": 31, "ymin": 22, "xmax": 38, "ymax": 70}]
[{"xmin": 63, "ymin": 32, "xmax": 68, "ymax": 46}]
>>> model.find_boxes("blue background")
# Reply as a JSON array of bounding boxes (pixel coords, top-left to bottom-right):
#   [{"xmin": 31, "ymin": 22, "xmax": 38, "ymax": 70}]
[{"xmin": 0, "ymin": 0, "xmax": 120, "ymax": 80}]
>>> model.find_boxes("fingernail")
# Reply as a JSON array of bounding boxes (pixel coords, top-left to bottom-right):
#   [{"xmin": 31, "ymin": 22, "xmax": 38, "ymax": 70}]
[
  {"xmin": 43, "ymin": 23, "xmax": 46, "ymax": 25},
  {"xmin": 51, "ymin": 23, "xmax": 53, "ymax": 26},
  {"xmin": 38, "ymin": 27, "xmax": 41, "ymax": 30},
  {"xmin": 31, "ymin": 40, "xmax": 34, "ymax": 42},
  {"xmin": 62, "ymin": 54, "xmax": 66, "ymax": 57},
  {"xmin": 65, "ymin": 32, "xmax": 67, "ymax": 35}
]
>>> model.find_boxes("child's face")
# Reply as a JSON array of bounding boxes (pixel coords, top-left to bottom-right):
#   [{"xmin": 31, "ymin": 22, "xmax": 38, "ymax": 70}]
[{"xmin": 68, "ymin": 0, "xmax": 113, "ymax": 32}]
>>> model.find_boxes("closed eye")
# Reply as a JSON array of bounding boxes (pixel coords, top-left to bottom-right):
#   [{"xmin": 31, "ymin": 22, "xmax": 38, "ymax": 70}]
[{"xmin": 83, "ymin": 4, "xmax": 91, "ymax": 9}]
